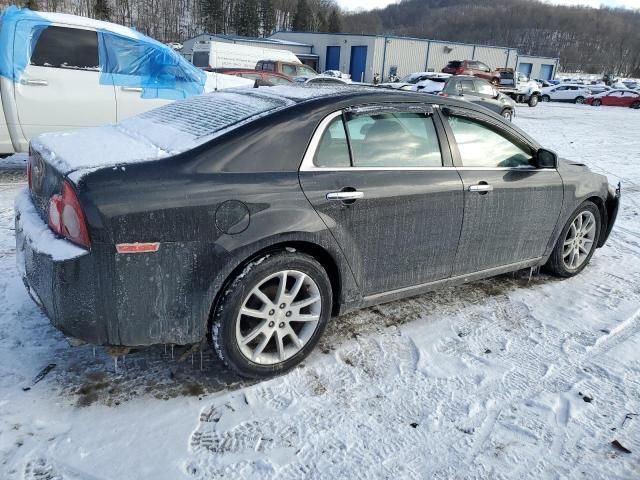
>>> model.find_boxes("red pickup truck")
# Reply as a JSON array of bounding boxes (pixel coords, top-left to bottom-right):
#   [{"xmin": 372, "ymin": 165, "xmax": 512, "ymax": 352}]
[{"xmin": 442, "ymin": 60, "xmax": 501, "ymax": 85}]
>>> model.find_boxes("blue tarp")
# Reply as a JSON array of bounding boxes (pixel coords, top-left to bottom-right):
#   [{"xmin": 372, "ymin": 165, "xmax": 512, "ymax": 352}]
[
  {"xmin": 0, "ymin": 6, "xmax": 206, "ymax": 100},
  {"xmin": 0, "ymin": 6, "xmax": 50, "ymax": 82}
]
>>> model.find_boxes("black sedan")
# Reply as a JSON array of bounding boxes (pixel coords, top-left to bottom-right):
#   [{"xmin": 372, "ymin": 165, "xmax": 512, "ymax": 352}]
[{"xmin": 16, "ymin": 86, "xmax": 620, "ymax": 378}]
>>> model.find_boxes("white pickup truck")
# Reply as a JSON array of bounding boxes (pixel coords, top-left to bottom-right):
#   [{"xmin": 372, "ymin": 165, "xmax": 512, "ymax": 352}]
[{"xmin": 0, "ymin": 7, "xmax": 251, "ymax": 156}]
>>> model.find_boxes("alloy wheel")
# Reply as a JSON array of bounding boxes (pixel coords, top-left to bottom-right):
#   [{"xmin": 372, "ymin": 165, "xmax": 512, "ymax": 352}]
[
  {"xmin": 562, "ymin": 211, "xmax": 596, "ymax": 270},
  {"xmin": 235, "ymin": 270, "xmax": 322, "ymax": 365}
]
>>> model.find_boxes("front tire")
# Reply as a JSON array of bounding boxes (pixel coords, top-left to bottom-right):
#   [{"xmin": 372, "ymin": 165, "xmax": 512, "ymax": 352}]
[
  {"xmin": 545, "ymin": 201, "xmax": 601, "ymax": 278},
  {"xmin": 575, "ymin": 96, "xmax": 585, "ymax": 104},
  {"xmin": 592, "ymin": 99, "xmax": 602, "ymax": 107},
  {"xmin": 501, "ymin": 109, "xmax": 513, "ymax": 121},
  {"xmin": 541, "ymin": 94, "xmax": 551, "ymax": 102},
  {"xmin": 528, "ymin": 94, "xmax": 539, "ymax": 107},
  {"xmin": 211, "ymin": 251, "xmax": 332, "ymax": 379},
  {"xmin": 631, "ymin": 101, "xmax": 640, "ymax": 109}
]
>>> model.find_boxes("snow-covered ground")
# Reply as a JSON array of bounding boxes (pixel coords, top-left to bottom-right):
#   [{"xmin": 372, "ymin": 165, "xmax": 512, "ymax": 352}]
[{"xmin": 0, "ymin": 102, "xmax": 639, "ymax": 479}]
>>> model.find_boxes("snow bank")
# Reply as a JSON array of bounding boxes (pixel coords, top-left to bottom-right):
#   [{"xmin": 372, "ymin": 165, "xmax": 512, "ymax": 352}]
[{"xmin": 14, "ymin": 188, "xmax": 87, "ymax": 262}]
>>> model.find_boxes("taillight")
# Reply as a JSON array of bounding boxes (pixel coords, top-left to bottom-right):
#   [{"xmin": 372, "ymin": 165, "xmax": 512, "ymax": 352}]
[
  {"xmin": 439, "ymin": 92, "xmax": 449, "ymax": 97},
  {"xmin": 48, "ymin": 182, "xmax": 91, "ymax": 249}
]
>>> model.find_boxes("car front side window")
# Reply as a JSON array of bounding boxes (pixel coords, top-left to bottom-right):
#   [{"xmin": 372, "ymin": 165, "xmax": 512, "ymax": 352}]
[{"xmin": 447, "ymin": 116, "xmax": 533, "ymax": 168}]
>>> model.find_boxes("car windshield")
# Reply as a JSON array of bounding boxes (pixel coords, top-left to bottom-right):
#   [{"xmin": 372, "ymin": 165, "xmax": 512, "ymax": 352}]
[{"xmin": 399, "ymin": 73, "xmax": 424, "ymax": 84}]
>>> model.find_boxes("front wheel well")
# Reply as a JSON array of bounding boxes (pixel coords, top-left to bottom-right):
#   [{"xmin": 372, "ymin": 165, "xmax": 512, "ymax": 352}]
[
  {"xmin": 585, "ymin": 195, "xmax": 607, "ymax": 247},
  {"xmin": 207, "ymin": 241, "xmax": 342, "ymax": 335}
]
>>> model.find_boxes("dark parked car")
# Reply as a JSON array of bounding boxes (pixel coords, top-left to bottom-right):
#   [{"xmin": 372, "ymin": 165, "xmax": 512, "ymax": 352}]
[
  {"xmin": 16, "ymin": 87, "xmax": 620, "ymax": 378},
  {"xmin": 442, "ymin": 60, "xmax": 501, "ymax": 84},
  {"xmin": 440, "ymin": 76, "xmax": 517, "ymax": 120},
  {"xmin": 206, "ymin": 68, "xmax": 294, "ymax": 86}
]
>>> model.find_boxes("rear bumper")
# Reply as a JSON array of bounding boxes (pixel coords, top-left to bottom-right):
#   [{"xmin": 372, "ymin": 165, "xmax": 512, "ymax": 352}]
[
  {"xmin": 15, "ymin": 188, "xmax": 215, "ymax": 347},
  {"xmin": 15, "ymin": 189, "xmax": 104, "ymax": 344}
]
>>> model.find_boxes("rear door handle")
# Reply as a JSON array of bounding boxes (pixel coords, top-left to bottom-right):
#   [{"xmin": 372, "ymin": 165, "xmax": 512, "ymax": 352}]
[
  {"xmin": 121, "ymin": 86, "xmax": 143, "ymax": 92},
  {"xmin": 20, "ymin": 79, "xmax": 48, "ymax": 86},
  {"xmin": 468, "ymin": 184, "xmax": 493, "ymax": 193},
  {"xmin": 326, "ymin": 191, "xmax": 364, "ymax": 201}
]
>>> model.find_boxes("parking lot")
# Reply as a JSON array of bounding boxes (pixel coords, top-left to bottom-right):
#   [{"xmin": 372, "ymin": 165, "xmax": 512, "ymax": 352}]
[{"xmin": 0, "ymin": 102, "xmax": 639, "ymax": 479}]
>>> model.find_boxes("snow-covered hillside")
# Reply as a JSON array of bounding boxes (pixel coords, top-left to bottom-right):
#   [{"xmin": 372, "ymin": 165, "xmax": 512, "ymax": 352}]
[{"xmin": 0, "ymin": 102, "xmax": 638, "ymax": 479}]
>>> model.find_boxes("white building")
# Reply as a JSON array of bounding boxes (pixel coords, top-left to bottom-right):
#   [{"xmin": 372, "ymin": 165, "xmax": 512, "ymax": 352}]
[{"xmin": 269, "ymin": 31, "xmax": 558, "ymax": 83}]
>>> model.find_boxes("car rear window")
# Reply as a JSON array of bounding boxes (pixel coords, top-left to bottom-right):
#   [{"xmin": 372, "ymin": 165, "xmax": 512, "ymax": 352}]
[
  {"xmin": 446, "ymin": 61, "xmax": 462, "ymax": 68},
  {"xmin": 121, "ymin": 91, "xmax": 292, "ymax": 152}
]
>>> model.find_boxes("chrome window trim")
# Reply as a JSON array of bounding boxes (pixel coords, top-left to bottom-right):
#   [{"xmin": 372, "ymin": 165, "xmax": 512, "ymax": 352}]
[
  {"xmin": 299, "ymin": 110, "xmax": 558, "ymax": 173},
  {"xmin": 300, "ymin": 110, "xmax": 344, "ymax": 172}
]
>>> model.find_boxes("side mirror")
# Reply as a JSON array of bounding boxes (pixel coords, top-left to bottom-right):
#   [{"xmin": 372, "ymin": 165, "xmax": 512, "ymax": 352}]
[{"xmin": 535, "ymin": 148, "xmax": 558, "ymax": 169}]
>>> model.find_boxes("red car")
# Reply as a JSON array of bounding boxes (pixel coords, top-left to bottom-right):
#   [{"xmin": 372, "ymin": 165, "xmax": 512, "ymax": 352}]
[
  {"xmin": 585, "ymin": 89, "xmax": 640, "ymax": 108},
  {"xmin": 442, "ymin": 60, "xmax": 501, "ymax": 85},
  {"xmin": 206, "ymin": 68, "xmax": 294, "ymax": 86}
]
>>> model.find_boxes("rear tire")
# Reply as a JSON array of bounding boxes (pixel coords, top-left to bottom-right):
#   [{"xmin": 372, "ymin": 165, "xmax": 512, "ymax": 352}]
[
  {"xmin": 545, "ymin": 201, "xmax": 601, "ymax": 278},
  {"xmin": 631, "ymin": 101, "xmax": 640, "ymax": 109},
  {"xmin": 541, "ymin": 95, "xmax": 551, "ymax": 102},
  {"xmin": 528, "ymin": 94, "xmax": 539, "ymax": 107},
  {"xmin": 211, "ymin": 251, "xmax": 332, "ymax": 379},
  {"xmin": 592, "ymin": 99, "xmax": 602, "ymax": 107},
  {"xmin": 575, "ymin": 96, "xmax": 585, "ymax": 104}
]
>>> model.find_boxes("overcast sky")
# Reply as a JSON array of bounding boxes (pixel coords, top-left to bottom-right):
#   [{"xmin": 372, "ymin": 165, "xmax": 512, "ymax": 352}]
[{"xmin": 336, "ymin": 0, "xmax": 640, "ymax": 12}]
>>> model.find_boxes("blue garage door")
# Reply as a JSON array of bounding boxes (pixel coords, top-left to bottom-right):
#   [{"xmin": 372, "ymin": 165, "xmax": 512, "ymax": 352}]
[
  {"xmin": 539, "ymin": 64, "xmax": 554, "ymax": 81},
  {"xmin": 326, "ymin": 46, "xmax": 340, "ymax": 71},
  {"xmin": 349, "ymin": 46, "xmax": 367, "ymax": 82},
  {"xmin": 518, "ymin": 62, "xmax": 533, "ymax": 77}
]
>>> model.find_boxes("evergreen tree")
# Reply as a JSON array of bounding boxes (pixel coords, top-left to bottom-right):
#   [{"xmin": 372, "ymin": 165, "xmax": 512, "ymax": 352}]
[
  {"xmin": 327, "ymin": 9, "xmax": 341, "ymax": 33},
  {"xmin": 93, "ymin": 0, "xmax": 111, "ymax": 21},
  {"xmin": 292, "ymin": 0, "xmax": 311, "ymax": 32},
  {"xmin": 261, "ymin": 0, "xmax": 276, "ymax": 37},
  {"xmin": 235, "ymin": 0, "xmax": 260, "ymax": 37},
  {"xmin": 23, "ymin": 0, "xmax": 39, "ymax": 10},
  {"xmin": 201, "ymin": 0, "xmax": 224, "ymax": 34}
]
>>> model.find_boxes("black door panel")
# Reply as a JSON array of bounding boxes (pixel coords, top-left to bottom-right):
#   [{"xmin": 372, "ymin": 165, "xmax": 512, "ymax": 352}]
[
  {"xmin": 300, "ymin": 170, "xmax": 464, "ymax": 295},
  {"xmin": 453, "ymin": 169, "xmax": 563, "ymax": 275}
]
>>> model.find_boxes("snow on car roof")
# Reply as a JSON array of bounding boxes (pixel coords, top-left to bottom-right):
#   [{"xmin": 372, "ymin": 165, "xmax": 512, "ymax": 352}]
[{"xmin": 32, "ymin": 85, "xmax": 363, "ymax": 177}]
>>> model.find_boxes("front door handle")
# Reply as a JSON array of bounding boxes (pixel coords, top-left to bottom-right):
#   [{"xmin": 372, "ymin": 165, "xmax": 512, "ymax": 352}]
[
  {"xmin": 326, "ymin": 191, "xmax": 364, "ymax": 201},
  {"xmin": 121, "ymin": 86, "xmax": 143, "ymax": 92},
  {"xmin": 20, "ymin": 79, "xmax": 48, "ymax": 86},
  {"xmin": 468, "ymin": 183, "xmax": 493, "ymax": 193}
]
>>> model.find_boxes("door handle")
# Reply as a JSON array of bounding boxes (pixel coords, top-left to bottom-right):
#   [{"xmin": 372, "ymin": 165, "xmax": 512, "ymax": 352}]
[
  {"xmin": 121, "ymin": 86, "xmax": 143, "ymax": 92},
  {"xmin": 326, "ymin": 191, "xmax": 364, "ymax": 201},
  {"xmin": 20, "ymin": 79, "xmax": 48, "ymax": 86},
  {"xmin": 468, "ymin": 184, "xmax": 493, "ymax": 193}
]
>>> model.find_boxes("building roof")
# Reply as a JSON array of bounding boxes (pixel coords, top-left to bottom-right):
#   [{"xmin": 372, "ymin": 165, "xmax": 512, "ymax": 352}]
[{"xmin": 185, "ymin": 33, "xmax": 312, "ymax": 48}]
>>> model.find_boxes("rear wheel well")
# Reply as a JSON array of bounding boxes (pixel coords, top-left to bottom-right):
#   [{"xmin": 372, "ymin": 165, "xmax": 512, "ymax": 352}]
[{"xmin": 207, "ymin": 241, "xmax": 342, "ymax": 336}]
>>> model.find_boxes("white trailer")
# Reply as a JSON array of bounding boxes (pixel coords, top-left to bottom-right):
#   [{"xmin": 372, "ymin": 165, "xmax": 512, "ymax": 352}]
[{"xmin": 192, "ymin": 41, "xmax": 302, "ymax": 70}]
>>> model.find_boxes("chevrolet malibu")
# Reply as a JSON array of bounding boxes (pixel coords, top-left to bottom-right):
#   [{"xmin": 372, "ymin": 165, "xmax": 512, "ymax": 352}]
[{"xmin": 16, "ymin": 86, "xmax": 620, "ymax": 378}]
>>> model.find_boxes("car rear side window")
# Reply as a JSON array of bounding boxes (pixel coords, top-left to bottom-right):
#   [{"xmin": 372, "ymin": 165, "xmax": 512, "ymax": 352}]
[
  {"xmin": 31, "ymin": 26, "xmax": 99, "ymax": 70},
  {"xmin": 314, "ymin": 116, "xmax": 350, "ymax": 168},
  {"xmin": 447, "ymin": 116, "xmax": 532, "ymax": 168},
  {"xmin": 346, "ymin": 113, "xmax": 443, "ymax": 168}
]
